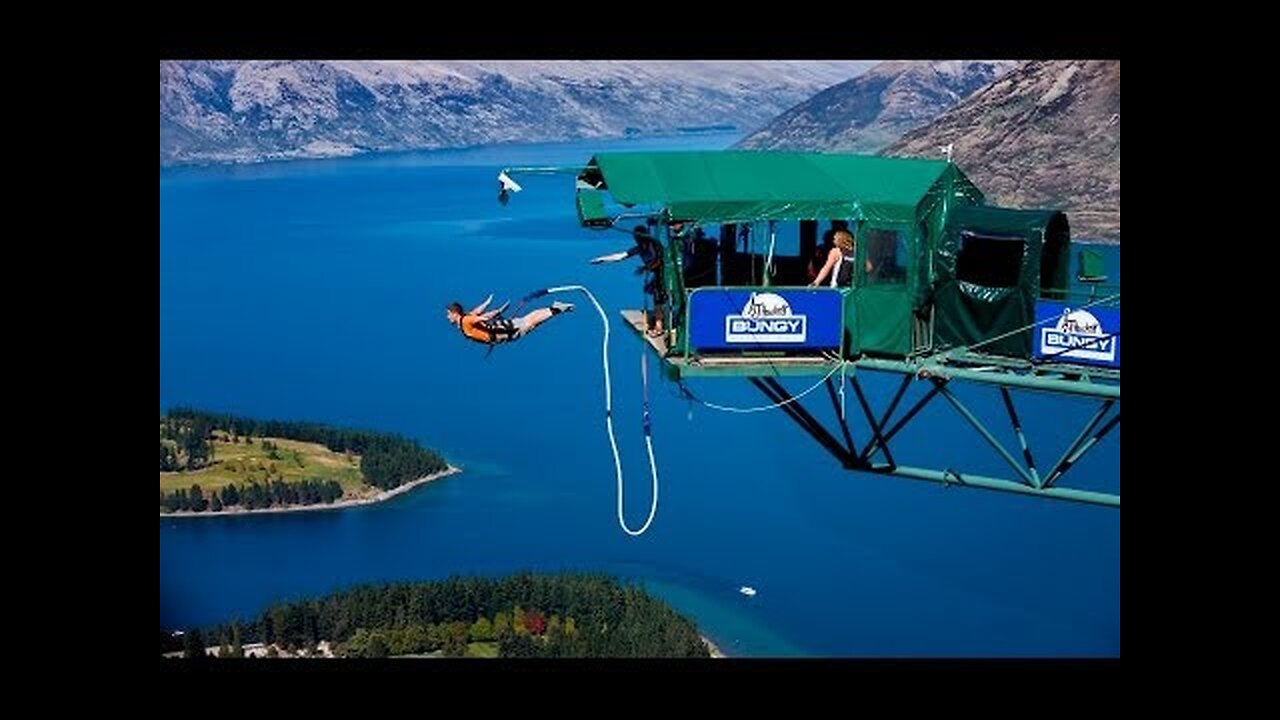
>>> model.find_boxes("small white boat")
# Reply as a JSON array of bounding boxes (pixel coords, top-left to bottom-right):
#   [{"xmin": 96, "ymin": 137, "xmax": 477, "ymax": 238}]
[{"xmin": 739, "ymin": 586, "xmax": 757, "ymax": 597}]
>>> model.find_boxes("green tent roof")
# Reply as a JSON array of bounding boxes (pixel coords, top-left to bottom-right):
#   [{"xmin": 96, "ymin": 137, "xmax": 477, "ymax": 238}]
[{"xmin": 582, "ymin": 150, "xmax": 969, "ymax": 223}]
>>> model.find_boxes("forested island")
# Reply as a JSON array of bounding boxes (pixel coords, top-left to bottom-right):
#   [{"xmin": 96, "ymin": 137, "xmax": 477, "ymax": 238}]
[
  {"xmin": 160, "ymin": 408, "xmax": 456, "ymax": 515},
  {"xmin": 161, "ymin": 573, "xmax": 715, "ymax": 658}
]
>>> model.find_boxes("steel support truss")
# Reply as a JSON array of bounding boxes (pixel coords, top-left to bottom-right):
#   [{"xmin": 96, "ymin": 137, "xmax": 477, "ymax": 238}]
[{"xmin": 748, "ymin": 368, "xmax": 1120, "ymax": 508}]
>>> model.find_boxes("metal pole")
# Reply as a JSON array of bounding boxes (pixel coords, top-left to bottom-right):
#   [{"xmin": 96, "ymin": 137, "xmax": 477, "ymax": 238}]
[
  {"xmin": 875, "ymin": 375, "xmax": 914, "ymax": 442},
  {"xmin": 1000, "ymin": 387, "xmax": 1041, "ymax": 488},
  {"xmin": 936, "ymin": 383, "xmax": 1037, "ymax": 487},
  {"xmin": 1045, "ymin": 413, "xmax": 1121, "ymax": 488},
  {"xmin": 852, "ymin": 377, "xmax": 896, "ymax": 469},
  {"xmin": 867, "ymin": 382, "xmax": 945, "ymax": 459},
  {"xmin": 1044, "ymin": 400, "xmax": 1115, "ymax": 488},
  {"xmin": 751, "ymin": 378, "xmax": 853, "ymax": 468}
]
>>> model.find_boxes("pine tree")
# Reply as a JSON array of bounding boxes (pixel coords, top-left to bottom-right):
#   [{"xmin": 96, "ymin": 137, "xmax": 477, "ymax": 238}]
[
  {"xmin": 470, "ymin": 616, "xmax": 494, "ymax": 642},
  {"xmin": 493, "ymin": 611, "xmax": 511, "ymax": 640},
  {"xmin": 183, "ymin": 629, "xmax": 206, "ymax": 659}
]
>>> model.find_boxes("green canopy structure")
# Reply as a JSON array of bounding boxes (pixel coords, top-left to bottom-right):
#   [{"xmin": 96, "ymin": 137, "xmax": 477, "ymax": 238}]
[{"xmin": 579, "ymin": 150, "xmax": 983, "ymax": 225}]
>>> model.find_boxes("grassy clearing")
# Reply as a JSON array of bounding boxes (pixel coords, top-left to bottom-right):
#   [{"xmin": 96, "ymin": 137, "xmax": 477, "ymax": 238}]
[
  {"xmin": 465, "ymin": 642, "xmax": 499, "ymax": 658},
  {"xmin": 160, "ymin": 432, "xmax": 368, "ymax": 496}
]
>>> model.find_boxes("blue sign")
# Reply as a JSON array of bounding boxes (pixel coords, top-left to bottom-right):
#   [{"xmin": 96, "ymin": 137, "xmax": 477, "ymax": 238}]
[
  {"xmin": 688, "ymin": 288, "xmax": 843, "ymax": 351},
  {"xmin": 1033, "ymin": 301, "xmax": 1120, "ymax": 368}
]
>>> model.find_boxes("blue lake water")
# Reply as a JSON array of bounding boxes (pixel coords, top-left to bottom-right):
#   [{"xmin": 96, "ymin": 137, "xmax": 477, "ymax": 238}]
[{"xmin": 160, "ymin": 132, "xmax": 1120, "ymax": 657}]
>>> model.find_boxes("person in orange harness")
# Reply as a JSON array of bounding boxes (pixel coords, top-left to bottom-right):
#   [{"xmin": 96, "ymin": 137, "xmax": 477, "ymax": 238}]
[{"xmin": 445, "ymin": 293, "xmax": 573, "ymax": 346}]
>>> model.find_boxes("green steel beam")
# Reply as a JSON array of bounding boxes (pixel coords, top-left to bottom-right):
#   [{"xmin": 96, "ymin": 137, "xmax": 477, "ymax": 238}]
[
  {"xmin": 852, "ymin": 377, "xmax": 897, "ymax": 470},
  {"xmin": 860, "ymin": 374, "xmax": 914, "ymax": 464},
  {"xmin": 877, "ymin": 466, "xmax": 1120, "ymax": 508},
  {"xmin": 852, "ymin": 357, "xmax": 1120, "ymax": 399},
  {"xmin": 671, "ymin": 358, "xmax": 841, "ymax": 378},
  {"xmin": 871, "ymin": 382, "xmax": 945, "ymax": 455},
  {"xmin": 751, "ymin": 377, "xmax": 855, "ymax": 468},
  {"xmin": 1044, "ymin": 400, "xmax": 1116, "ymax": 489},
  {"xmin": 1045, "ymin": 412, "xmax": 1121, "ymax": 489},
  {"xmin": 935, "ymin": 382, "xmax": 1037, "ymax": 487}
]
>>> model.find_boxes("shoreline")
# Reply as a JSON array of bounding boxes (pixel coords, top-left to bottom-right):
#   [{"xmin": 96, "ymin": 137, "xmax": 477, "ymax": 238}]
[
  {"xmin": 160, "ymin": 128, "xmax": 746, "ymax": 171},
  {"xmin": 159, "ymin": 465, "xmax": 462, "ymax": 519},
  {"xmin": 700, "ymin": 635, "xmax": 726, "ymax": 659}
]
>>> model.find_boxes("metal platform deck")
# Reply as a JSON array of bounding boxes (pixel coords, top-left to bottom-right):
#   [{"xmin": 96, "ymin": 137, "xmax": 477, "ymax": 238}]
[{"xmin": 619, "ymin": 310, "xmax": 839, "ymax": 378}]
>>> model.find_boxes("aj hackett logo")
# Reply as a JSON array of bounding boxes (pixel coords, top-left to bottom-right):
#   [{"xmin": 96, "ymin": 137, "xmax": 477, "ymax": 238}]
[
  {"xmin": 1042, "ymin": 308, "xmax": 1117, "ymax": 362},
  {"xmin": 725, "ymin": 292, "xmax": 807, "ymax": 343}
]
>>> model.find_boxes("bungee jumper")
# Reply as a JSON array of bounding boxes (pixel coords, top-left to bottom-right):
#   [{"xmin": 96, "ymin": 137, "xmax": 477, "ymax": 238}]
[{"xmin": 445, "ymin": 293, "xmax": 574, "ymax": 347}]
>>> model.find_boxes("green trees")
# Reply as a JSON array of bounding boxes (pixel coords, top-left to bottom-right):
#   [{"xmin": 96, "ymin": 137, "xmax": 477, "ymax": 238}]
[
  {"xmin": 160, "ymin": 442, "xmax": 178, "ymax": 471},
  {"xmin": 163, "ymin": 492, "xmax": 181, "ymax": 513},
  {"xmin": 183, "ymin": 418, "xmax": 212, "ymax": 469},
  {"xmin": 498, "ymin": 634, "xmax": 540, "ymax": 658},
  {"xmin": 189, "ymin": 484, "xmax": 206, "ymax": 512},
  {"xmin": 270, "ymin": 606, "xmax": 288, "ymax": 649},
  {"xmin": 190, "ymin": 574, "xmax": 710, "ymax": 659},
  {"xmin": 183, "ymin": 629, "xmax": 206, "ymax": 659},
  {"xmin": 230, "ymin": 622, "xmax": 244, "ymax": 658},
  {"xmin": 470, "ymin": 616, "xmax": 494, "ymax": 642},
  {"xmin": 358, "ymin": 434, "xmax": 447, "ymax": 490},
  {"xmin": 493, "ymin": 611, "xmax": 512, "ymax": 640},
  {"xmin": 159, "ymin": 419, "xmax": 209, "ymax": 472},
  {"xmin": 442, "ymin": 622, "xmax": 469, "ymax": 657},
  {"xmin": 400, "ymin": 625, "xmax": 428, "ymax": 655}
]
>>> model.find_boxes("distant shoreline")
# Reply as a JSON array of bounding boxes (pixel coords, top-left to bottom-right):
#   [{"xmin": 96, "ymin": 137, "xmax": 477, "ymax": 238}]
[
  {"xmin": 700, "ymin": 635, "xmax": 727, "ymax": 658},
  {"xmin": 159, "ymin": 465, "xmax": 462, "ymax": 519},
  {"xmin": 159, "ymin": 128, "xmax": 746, "ymax": 170}
]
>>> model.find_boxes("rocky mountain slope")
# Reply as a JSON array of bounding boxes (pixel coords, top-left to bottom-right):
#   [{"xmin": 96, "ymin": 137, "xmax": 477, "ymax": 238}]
[
  {"xmin": 885, "ymin": 60, "xmax": 1121, "ymax": 241},
  {"xmin": 735, "ymin": 61, "xmax": 1018, "ymax": 153},
  {"xmin": 160, "ymin": 60, "xmax": 873, "ymax": 165}
]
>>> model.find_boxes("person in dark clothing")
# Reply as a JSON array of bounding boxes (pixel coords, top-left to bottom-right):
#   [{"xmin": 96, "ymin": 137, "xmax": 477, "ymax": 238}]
[
  {"xmin": 808, "ymin": 228, "xmax": 838, "ymax": 284},
  {"xmin": 590, "ymin": 224, "xmax": 668, "ymax": 337}
]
